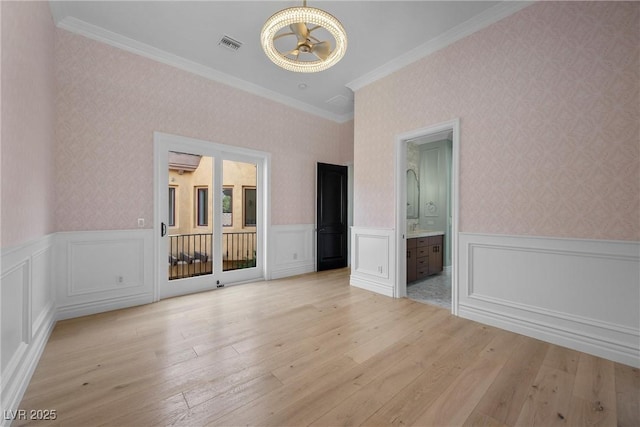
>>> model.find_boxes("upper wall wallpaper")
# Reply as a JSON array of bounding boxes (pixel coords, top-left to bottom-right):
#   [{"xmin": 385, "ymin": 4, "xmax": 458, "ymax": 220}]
[
  {"xmin": 354, "ymin": 2, "xmax": 639, "ymax": 241},
  {"xmin": 1, "ymin": 1, "xmax": 56, "ymax": 248},
  {"xmin": 55, "ymin": 30, "xmax": 353, "ymax": 232}
]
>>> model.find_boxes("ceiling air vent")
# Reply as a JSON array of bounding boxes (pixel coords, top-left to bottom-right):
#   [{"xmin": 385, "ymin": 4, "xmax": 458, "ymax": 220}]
[{"xmin": 218, "ymin": 35, "xmax": 242, "ymax": 52}]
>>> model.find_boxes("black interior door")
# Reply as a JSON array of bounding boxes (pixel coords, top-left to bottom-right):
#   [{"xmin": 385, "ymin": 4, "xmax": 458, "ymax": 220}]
[{"xmin": 317, "ymin": 163, "xmax": 348, "ymax": 271}]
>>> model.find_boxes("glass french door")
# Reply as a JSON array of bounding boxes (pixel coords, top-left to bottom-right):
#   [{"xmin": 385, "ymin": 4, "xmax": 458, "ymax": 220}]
[
  {"xmin": 155, "ymin": 133, "xmax": 264, "ymax": 300},
  {"xmin": 167, "ymin": 152, "xmax": 215, "ymax": 283}
]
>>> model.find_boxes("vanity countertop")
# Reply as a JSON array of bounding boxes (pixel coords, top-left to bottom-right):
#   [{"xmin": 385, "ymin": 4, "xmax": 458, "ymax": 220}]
[{"xmin": 407, "ymin": 230, "xmax": 445, "ymax": 238}]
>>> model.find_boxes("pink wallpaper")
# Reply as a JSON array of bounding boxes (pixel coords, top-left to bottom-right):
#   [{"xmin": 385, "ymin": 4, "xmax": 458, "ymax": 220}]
[
  {"xmin": 1, "ymin": 1, "xmax": 56, "ymax": 248},
  {"xmin": 354, "ymin": 2, "xmax": 639, "ymax": 241},
  {"xmin": 55, "ymin": 30, "xmax": 353, "ymax": 231}
]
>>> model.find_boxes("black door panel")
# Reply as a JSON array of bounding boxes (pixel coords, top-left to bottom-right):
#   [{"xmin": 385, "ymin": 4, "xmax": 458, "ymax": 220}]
[{"xmin": 317, "ymin": 163, "xmax": 348, "ymax": 271}]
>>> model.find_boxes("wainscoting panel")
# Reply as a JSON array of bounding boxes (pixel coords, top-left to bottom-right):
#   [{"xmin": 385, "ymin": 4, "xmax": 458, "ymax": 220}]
[
  {"xmin": 350, "ymin": 227, "xmax": 395, "ymax": 297},
  {"xmin": 68, "ymin": 239, "xmax": 145, "ymax": 296},
  {"xmin": 31, "ymin": 246, "xmax": 53, "ymax": 333},
  {"xmin": 458, "ymin": 232, "xmax": 640, "ymax": 367},
  {"xmin": 1, "ymin": 235, "xmax": 56, "ymax": 426},
  {"xmin": 55, "ymin": 230, "xmax": 154, "ymax": 320},
  {"xmin": 270, "ymin": 224, "xmax": 315, "ymax": 279}
]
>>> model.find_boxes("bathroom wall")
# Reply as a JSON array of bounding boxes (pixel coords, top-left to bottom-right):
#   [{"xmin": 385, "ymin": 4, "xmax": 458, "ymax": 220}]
[
  {"xmin": 406, "ymin": 142, "xmax": 420, "ymax": 231},
  {"xmin": 418, "ymin": 140, "xmax": 452, "ymax": 267}
]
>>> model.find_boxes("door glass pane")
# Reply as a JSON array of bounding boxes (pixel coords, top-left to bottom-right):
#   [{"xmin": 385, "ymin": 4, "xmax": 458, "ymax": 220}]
[
  {"xmin": 168, "ymin": 151, "xmax": 213, "ymax": 280},
  {"xmin": 168, "ymin": 187, "xmax": 176, "ymax": 226},
  {"xmin": 222, "ymin": 187, "xmax": 233, "ymax": 227},
  {"xmin": 244, "ymin": 188, "xmax": 256, "ymax": 227},
  {"xmin": 222, "ymin": 159, "xmax": 257, "ymax": 271},
  {"xmin": 196, "ymin": 187, "xmax": 208, "ymax": 226}
]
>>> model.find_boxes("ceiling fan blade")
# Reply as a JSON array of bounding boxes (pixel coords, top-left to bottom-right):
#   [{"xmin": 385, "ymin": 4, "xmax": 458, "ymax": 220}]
[
  {"xmin": 273, "ymin": 31, "xmax": 295, "ymax": 41},
  {"xmin": 290, "ymin": 23, "xmax": 309, "ymax": 43},
  {"xmin": 311, "ymin": 41, "xmax": 331, "ymax": 61},
  {"xmin": 285, "ymin": 49, "xmax": 300, "ymax": 59}
]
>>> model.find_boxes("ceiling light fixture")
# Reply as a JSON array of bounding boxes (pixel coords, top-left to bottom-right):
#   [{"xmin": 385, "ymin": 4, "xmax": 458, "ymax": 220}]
[{"xmin": 261, "ymin": 0, "xmax": 347, "ymax": 73}]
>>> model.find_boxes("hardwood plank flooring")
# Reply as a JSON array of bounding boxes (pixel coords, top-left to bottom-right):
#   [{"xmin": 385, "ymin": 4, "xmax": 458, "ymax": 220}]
[{"xmin": 16, "ymin": 268, "xmax": 639, "ymax": 426}]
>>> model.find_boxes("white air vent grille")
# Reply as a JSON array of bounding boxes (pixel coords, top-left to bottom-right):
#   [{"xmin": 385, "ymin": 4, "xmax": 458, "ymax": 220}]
[{"xmin": 218, "ymin": 35, "xmax": 242, "ymax": 51}]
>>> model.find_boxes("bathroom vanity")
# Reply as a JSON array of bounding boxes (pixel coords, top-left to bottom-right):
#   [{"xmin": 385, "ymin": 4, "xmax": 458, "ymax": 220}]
[{"xmin": 406, "ymin": 231, "xmax": 444, "ymax": 283}]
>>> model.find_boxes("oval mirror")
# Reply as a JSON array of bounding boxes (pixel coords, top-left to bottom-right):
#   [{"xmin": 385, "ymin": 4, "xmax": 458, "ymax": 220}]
[{"xmin": 407, "ymin": 169, "xmax": 419, "ymax": 219}]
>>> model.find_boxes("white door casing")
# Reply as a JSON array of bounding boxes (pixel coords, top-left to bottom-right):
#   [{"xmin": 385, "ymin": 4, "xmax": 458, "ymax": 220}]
[{"xmin": 153, "ymin": 132, "xmax": 270, "ymax": 300}]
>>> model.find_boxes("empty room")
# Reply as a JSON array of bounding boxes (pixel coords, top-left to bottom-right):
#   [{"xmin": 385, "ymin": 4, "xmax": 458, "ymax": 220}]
[{"xmin": 2, "ymin": 1, "xmax": 638, "ymax": 426}]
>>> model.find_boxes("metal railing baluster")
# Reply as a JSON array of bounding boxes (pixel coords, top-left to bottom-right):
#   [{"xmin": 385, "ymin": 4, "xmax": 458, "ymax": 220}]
[{"xmin": 169, "ymin": 231, "xmax": 256, "ymax": 279}]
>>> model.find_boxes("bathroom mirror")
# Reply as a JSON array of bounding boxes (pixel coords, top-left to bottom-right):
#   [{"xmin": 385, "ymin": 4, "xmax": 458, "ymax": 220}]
[{"xmin": 407, "ymin": 169, "xmax": 419, "ymax": 219}]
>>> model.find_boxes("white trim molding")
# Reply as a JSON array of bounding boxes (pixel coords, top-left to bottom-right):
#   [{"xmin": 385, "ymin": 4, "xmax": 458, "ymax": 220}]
[
  {"xmin": 270, "ymin": 224, "xmax": 316, "ymax": 280},
  {"xmin": 1, "ymin": 234, "xmax": 57, "ymax": 426},
  {"xmin": 346, "ymin": 1, "xmax": 533, "ymax": 91},
  {"xmin": 458, "ymin": 232, "xmax": 640, "ymax": 367},
  {"xmin": 55, "ymin": 229, "xmax": 155, "ymax": 320},
  {"xmin": 350, "ymin": 227, "xmax": 396, "ymax": 297}
]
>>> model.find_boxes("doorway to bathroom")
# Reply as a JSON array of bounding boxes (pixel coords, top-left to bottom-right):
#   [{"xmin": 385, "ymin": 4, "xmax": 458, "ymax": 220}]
[{"xmin": 395, "ymin": 119, "xmax": 459, "ymax": 315}]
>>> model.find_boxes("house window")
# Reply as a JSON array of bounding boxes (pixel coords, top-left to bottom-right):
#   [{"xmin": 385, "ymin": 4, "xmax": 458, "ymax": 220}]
[
  {"xmin": 195, "ymin": 187, "xmax": 208, "ymax": 226},
  {"xmin": 222, "ymin": 187, "xmax": 233, "ymax": 227},
  {"xmin": 244, "ymin": 187, "xmax": 256, "ymax": 227},
  {"xmin": 168, "ymin": 186, "xmax": 176, "ymax": 227}
]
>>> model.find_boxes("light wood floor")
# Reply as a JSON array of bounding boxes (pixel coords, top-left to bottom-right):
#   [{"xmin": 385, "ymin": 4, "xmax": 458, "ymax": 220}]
[{"xmin": 18, "ymin": 268, "xmax": 639, "ymax": 426}]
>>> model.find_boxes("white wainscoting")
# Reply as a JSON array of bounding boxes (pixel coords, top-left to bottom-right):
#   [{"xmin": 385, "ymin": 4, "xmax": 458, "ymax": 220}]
[
  {"xmin": 55, "ymin": 230, "xmax": 154, "ymax": 320},
  {"xmin": 458, "ymin": 232, "xmax": 640, "ymax": 367},
  {"xmin": 1, "ymin": 234, "xmax": 56, "ymax": 425},
  {"xmin": 350, "ymin": 227, "xmax": 396, "ymax": 297},
  {"xmin": 269, "ymin": 224, "xmax": 316, "ymax": 280}
]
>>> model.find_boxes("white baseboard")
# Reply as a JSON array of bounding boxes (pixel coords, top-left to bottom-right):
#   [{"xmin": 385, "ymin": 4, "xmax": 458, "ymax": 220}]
[
  {"xmin": 459, "ymin": 232, "xmax": 640, "ymax": 367},
  {"xmin": 270, "ymin": 224, "xmax": 315, "ymax": 280},
  {"xmin": 460, "ymin": 302, "xmax": 638, "ymax": 368},
  {"xmin": 1, "ymin": 235, "xmax": 57, "ymax": 425},
  {"xmin": 271, "ymin": 263, "xmax": 315, "ymax": 280},
  {"xmin": 350, "ymin": 274, "xmax": 394, "ymax": 297},
  {"xmin": 0, "ymin": 303, "xmax": 55, "ymax": 427},
  {"xmin": 56, "ymin": 293, "xmax": 153, "ymax": 321}
]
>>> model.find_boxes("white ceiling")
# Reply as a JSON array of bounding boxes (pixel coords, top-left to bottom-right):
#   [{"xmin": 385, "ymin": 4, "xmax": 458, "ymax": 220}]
[{"xmin": 49, "ymin": 1, "xmax": 528, "ymax": 122}]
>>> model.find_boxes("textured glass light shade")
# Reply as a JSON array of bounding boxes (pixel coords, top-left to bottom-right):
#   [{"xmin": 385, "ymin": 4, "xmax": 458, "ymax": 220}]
[{"xmin": 261, "ymin": 6, "xmax": 347, "ymax": 73}]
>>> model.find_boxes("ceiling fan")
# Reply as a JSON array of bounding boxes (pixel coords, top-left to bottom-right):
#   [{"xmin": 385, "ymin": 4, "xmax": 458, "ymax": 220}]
[
  {"xmin": 261, "ymin": 1, "xmax": 347, "ymax": 73},
  {"xmin": 278, "ymin": 22, "xmax": 332, "ymax": 62}
]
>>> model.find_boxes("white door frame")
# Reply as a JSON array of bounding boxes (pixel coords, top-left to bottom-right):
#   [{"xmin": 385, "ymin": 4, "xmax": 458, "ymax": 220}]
[
  {"xmin": 153, "ymin": 132, "xmax": 271, "ymax": 301},
  {"xmin": 394, "ymin": 118, "xmax": 460, "ymax": 315}
]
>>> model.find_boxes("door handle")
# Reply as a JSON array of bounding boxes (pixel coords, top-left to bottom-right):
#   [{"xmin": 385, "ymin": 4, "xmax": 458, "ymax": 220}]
[{"xmin": 161, "ymin": 222, "xmax": 167, "ymax": 237}]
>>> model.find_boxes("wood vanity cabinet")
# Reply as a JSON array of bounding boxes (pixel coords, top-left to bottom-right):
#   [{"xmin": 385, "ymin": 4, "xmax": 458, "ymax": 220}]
[
  {"xmin": 406, "ymin": 234, "xmax": 443, "ymax": 283},
  {"xmin": 407, "ymin": 238, "xmax": 417, "ymax": 282}
]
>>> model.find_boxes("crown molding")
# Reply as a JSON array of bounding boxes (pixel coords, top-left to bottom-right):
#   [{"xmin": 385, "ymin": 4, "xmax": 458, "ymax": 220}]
[
  {"xmin": 346, "ymin": 1, "xmax": 534, "ymax": 92},
  {"xmin": 55, "ymin": 16, "xmax": 354, "ymax": 124}
]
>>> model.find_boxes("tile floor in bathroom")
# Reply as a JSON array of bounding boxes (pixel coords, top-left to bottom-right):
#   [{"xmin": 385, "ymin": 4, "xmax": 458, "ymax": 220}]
[{"xmin": 407, "ymin": 269, "xmax": 451, "ymax": 309}]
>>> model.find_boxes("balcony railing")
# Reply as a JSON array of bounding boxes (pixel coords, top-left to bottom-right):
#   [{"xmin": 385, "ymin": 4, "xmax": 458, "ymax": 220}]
[
  {"xmin": 168, "ymin": 233, "xmax": 212, "ymax": 280},
  {"xmin": 223, "ymin": 231, "xmax": 257, "ymax": 271},
  {"xmin": 168, "ymin": 231, "xmax": 256, "ymax": 280}
]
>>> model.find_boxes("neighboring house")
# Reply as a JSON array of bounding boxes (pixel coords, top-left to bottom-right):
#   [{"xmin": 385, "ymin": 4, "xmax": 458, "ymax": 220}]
[{"xmin": 1, "ymin": 0, "xmax": 638, "ymax": 420}]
